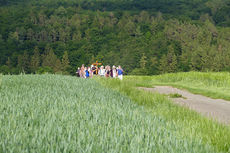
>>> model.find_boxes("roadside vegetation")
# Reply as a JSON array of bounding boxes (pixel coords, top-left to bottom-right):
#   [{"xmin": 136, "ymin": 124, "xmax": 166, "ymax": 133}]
[
  {"xmin": 126, "ymin": 72, "xmax": 230, "ymax": 100},
  {"xmin": 95, "ymin": 74, "xmax": 230, "ymax": 152},
  {"xmin": 168, "ymin": 93, "xmax": 184, "ymax": 99},
  {"xmin": 0, "ymin": 74, "xmax": 2, "ymax": 87}
]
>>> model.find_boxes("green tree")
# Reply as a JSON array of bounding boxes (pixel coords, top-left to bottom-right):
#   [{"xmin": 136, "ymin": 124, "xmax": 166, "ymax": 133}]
[
  {"xmin": 61, "ymin": 51, "xmax": 70, "ymax": 74},
  {"xmin": 17, "ymin": 51, "xmax": 30, "ymax": 73},
  {"xmin": 30, "ymin": 46, "xmax": 40, "ymax": 73},
  {"xmin": 148, "ymin": 57, "xmax": 159, "ymax": 74},
  {"xmin": 190, "ymin": 47, "xmax": 203, "ymax": 71},
  {"xmin": 54, "ymin": 59, "xmax": 62, "ymax": 74},
  {"xmin": 6, "ymin": 57, "xmax": 11, "ymax": 68},
  {"xmin": 167, "ymin": 46, "xmax": 178, "ymax": 73},
  {"xmin": 42, "ymin": 45, "xmax": 61, "ymax": 73},
  {"xmin": 159, "ymin": 55, "xmax": 168, "ymax": 74},
  {"xmin": 140, "ymin": 53, "xmax": 147, "ymax": 69},
  {"xmin": 179, "ymin": 52, "xmax": 190, "ymax": 72}
]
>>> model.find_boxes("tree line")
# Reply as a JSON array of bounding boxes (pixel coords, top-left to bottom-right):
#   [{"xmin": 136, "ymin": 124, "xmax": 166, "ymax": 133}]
[
  {"xmin": 2, "ymin": 45, "xmax": 70, "ymax": 74},
  {"xmin": 1, "ymin": 0, "xmax": 230, "ymax": 75}
]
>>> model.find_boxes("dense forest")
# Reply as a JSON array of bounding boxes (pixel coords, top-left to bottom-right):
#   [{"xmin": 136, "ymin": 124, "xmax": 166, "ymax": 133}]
[{"xmin": 1, "ymin": 0, "xmax": 230, "ymax": 75}]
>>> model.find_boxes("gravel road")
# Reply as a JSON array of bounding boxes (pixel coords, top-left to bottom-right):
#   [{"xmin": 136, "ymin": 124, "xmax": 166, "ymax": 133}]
[{"xmin": 139, "ymin": 86, "xmax": 230, "ymax": 124}]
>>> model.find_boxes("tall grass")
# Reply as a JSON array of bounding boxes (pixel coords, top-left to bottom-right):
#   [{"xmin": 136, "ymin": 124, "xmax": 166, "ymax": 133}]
[
  {"xmin": 147, "ymin": 72, "xmax": 230, "ymax": 100},
  {"xmin": 0, "ymin": 74, "xmax": 2, "ymax": 87},
  {"xmin": 0, "ymin": 75, "xmax": 219, "ymax": 152},
  {"xmin": 95, "ymin": 77, "xmax": 230, "ymax": 152}
]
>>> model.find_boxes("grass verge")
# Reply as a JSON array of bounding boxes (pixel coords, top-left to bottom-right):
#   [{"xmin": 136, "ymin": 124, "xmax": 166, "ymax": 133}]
[
  {"xmin": 95, "ymin": 77, "xmax": 230, "ymax": 152},
  {"xmin": 0, "ymin": 74, "xmax": 2, "ymax": 87},
  {"xmin": 127, "ymin": 72, "xmax": 230, "ymax": 101}
]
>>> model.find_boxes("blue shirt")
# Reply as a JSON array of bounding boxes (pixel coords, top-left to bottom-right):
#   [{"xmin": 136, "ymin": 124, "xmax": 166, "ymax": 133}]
[
  {"xmin": 85, "ymin": 70, "xmax": 89, "ymax": 77},
  {"xmin": 118, "ymin": 69, "xmax": 123, "ymax": 75}
]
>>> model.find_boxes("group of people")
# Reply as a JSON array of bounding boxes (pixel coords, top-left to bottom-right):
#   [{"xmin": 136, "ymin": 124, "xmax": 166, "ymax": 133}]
[{"xmin": 76, "ymin": 64, "xmax": 124, "ymax": 80}]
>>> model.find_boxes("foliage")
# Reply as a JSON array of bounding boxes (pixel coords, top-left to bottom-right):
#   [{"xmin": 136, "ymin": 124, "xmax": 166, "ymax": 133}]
[
  {"xmin": 30, "ymin": 46, "xmax": 40, "ymax": 73},
  {"xmin": 17, "ymin": 51, "xmax": 30, "ymax": 73},
  {"xmin": 130, "ymin": 68, "xmax": 148, "ymax": 75},
  {"xmin": 169, "ymin": 93, "xmax": 183, "ymax": 98},
  {"xmin": 61, "ymin": 51, "xmax": 70, "ymax": 74},
  {"xmin": 1, "ymin": 0, "xmax": 230, "ymax": 75},
  {"xmin": 36, "ymin": 66, "xmax": 53, "ymax": 74},
  {"xmin": 0, "ymin": 65, "xmax": 11, "ymax": 75},
  {"xmin": 42, "ymin": 46, "xmax": 61, "ymax": 73}
]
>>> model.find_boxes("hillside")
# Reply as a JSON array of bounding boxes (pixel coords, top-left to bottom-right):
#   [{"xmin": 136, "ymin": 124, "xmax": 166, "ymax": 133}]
[{"xmin": 1, "ymin": 0, "xmax": 230, "ymax": 75}]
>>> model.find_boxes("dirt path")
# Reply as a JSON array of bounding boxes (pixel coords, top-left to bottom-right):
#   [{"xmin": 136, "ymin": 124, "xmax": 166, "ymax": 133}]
[{"xmin": 139, "ymin": 86, "xmax": 230, "ymax": 124}]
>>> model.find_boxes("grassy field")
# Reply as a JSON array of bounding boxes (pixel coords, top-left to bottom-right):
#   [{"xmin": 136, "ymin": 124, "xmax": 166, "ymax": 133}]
[
  {"xmin": 0, "ymin": 74, "xmax": 230, "ymax": 152},
  {"xmin": 125, "ymin": 72, "xmax": 230, "ymax": 101}
]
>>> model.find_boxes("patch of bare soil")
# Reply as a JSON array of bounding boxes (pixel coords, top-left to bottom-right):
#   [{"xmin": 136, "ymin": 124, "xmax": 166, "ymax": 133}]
[{"xmin": 139, "ymin": 86, "xmax": 230, "ymax": 124}]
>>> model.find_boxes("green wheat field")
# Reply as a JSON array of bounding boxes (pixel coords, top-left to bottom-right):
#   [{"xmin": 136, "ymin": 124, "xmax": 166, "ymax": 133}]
[{"xmin": 0, "ymin": 73, "xmax": 230, "ymax": 152}]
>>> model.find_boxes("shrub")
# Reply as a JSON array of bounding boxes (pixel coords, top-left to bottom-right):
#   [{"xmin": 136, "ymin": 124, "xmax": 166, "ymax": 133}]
[
  {"xmin": 0, "ymin": 65, "xmax": 10, "ymax": 75},
  {"xmin": 36, "ymin": 66, "xmax": 53, "ymax": 74}
]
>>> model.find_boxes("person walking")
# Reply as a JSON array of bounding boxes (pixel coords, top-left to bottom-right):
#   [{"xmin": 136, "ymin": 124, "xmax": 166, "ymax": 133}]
[
  {"xmin": 76, "ymin": 67, "xmax": 80, "ymax": 77},
  {"xmin": 108, "ymin": 66, "xmax": 111, "ymax": 77},
  {"xmin": 99, "ymin": 66, "xmax": 105, "ymax": 77},
  {"xmin": 112, "ymin": 65, "xmax": 117, "ymax": 78},
  {"xmin": 117, "ymin": 65, "xmax": 124, "ymax": 80},
  {"xmin": 88, "ymin": 67, "xmax": 93, "ymax": 78},
  {"xmin": 110, "ymin": 66, "xmax": 113, "ymax": 78},
  {"xmin": 92, "ymin": 65, "xmax": 96, "ymax": 75},
  {"xmin": 85, "ymin": 67, "xmax": 90, "ymax": 78},
  {"xmin": 90, "ymin": 65, "xmax": 94, "ymax": 77},
  {"xmin": 80, "ymin": 64, "xmax": 85, "ymax": 78},
  {"xmin": 105, "ymin": 65, "xmax": 110, "ymax": 77}
]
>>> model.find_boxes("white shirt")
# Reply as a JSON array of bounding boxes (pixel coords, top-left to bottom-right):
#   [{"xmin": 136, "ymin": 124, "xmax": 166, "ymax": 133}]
[
  {"xmin": 99, "ymin": 69, "xmax": 105, "ymax": 76},
  {"xmin": 113, "ymin": 69, "xmax": 117, "ymax": 78}
]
